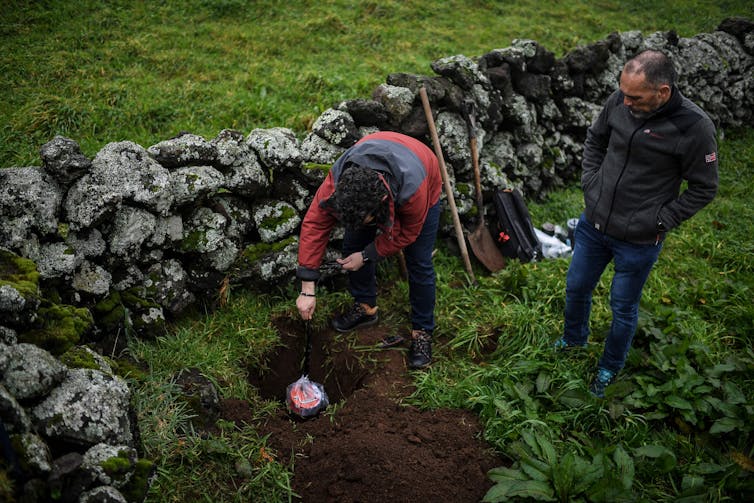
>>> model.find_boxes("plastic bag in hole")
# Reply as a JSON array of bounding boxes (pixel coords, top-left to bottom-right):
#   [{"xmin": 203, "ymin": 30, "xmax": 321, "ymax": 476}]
[{"xmin": 286, "ymin": 375, "xmax": 329, "ymax": 417}]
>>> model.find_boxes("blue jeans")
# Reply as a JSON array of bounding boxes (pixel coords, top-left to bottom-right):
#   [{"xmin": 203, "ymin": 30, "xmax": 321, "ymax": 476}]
[
  {"xmin": 342, "ymin": 200, "xmax": 441, "ymax": 333},
  {"xmin": 563, "ymin": 214, "xmax": 663, "ymax": 373}
]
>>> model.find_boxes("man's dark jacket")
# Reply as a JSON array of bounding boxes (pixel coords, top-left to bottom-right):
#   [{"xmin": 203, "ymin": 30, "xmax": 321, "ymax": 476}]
[{"xmin": 581, "ymin": 86, "xmax": 718, "ymax": 244}]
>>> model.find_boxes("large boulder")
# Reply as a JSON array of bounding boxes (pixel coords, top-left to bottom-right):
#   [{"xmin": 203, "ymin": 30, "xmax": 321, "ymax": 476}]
[
  {"xmin": 0, "ymin": 343, "xmax": 67, "ymax": 402},
  {"xmin": 212, "ymin": 130, "xmax": 270, "ymax": 197},
  {"xmin": 246, "ymin": 127, "xmax": 303, "ymax": 171},
  {"xmin": 30, "ymin": 368, "xmax": 133, "ymax": 447},
  {"xmin": 64, "ymin": 141, "xmax": 173, "ymax": 230},
  {"xmin": 0, "ymin": 167, "xmax": 63, "ymax": 250},
  {"xmin": 39, "ymin": 136, "xmax": 92, "ymax": 187},
  {"xmin": 147, "ymin": 132, "xmax": 218, "ymax": 168}
]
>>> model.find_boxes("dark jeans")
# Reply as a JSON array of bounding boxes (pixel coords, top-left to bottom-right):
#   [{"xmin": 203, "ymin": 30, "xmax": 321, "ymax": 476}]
[
  {"xmin": 563, "ymin": 214, "xmax": 663, "ymax": 373},
  {"xmin": 342, "ymin": 200, "xmax": 441, "ymax": 333}
]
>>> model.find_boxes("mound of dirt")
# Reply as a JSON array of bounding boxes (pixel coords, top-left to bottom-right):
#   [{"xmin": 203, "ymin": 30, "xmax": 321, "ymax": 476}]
[{"xmin": 232, "ymin": 319, "xmax": 504, "ymax": 502}]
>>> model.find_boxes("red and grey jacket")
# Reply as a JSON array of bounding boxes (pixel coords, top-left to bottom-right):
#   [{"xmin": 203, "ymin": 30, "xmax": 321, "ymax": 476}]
[
  {"xmin": 296, "ymin": 131, "xmax": 442, "ymax": 282},
  {"xmin": 582, "ymin": 86, "xmax": 718, "ymax": 244}
]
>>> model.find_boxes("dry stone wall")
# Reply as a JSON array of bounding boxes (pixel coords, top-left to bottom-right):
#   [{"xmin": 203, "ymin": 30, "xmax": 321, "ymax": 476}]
[{"xmin": 0, "ymin": 18, "xmax": 753, "ymax": 502}]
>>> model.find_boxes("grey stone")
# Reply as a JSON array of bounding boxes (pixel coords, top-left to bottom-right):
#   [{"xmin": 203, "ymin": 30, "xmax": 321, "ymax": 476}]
[
  {"xmin": 169, "ymin": 165, "xmax": 225, "ymax": 207},
  {"xmin": 560, "ymin": 97, "xmax": 603, "ymax": 130},
  {"xmin": 336, "ymin": 98, "xmax": 388, "ymax": 127},
  {"xmin": 148, "ymin": 132, "xmax": 218, "ymax": 168},
  {"xmin": 143, "ymin": 259, "xmax": 195, "ymax": 315},
  {"xmin": 300, "ymin": 132, "xmax": 345, "ymax": 167},
  {"xmin": 150, "ymin": 215, "xmax": 184, "ymax": 248},
  {"xmin": 311, "ymin": 108, "xmax": 360, "ymax": 148},
  {"xmin": 251, "ymin": 201, "xmax": 301, "ymax": 244},
  {"xmin": 13, "ymin": 432, "xmax": 53, "ymax": 476},
  {"xmin": 1, "ymin": 343, "xmax": 67, "ymax": 401},
  {"xmin": 246, "ymin": 127, "xmax": 303, "ymax": 171},
  {"xmin": 211, "ymin": 129, "xmax": 270, "ymax": 196},
  {"xmin": 81, "ymin": 443, "xmax": 137, "ymax": 488},
  {"xmin": 431, "ymin": 54, "xmax": 489, "ymax": 90},
  {"xmin": 31, "ymin": 368, "xmax": 133, "ymax": 447},
  {"xmin": 40, "ymin": 135, "xmax": 92, "ymax": 187},
  {"xmin": 72, "ymin": 261, "xmax": 112, "ymax": 296},
  {"xmin": 64, "ymin": 141, "xmax": 173, "ymax": 230},
  {"xmin": 48, "ymin": 452, "xmax": 96, "ymax": 502},
  {"xmin": 68, "ymin": 229, "xmax": 107, "ymax": 265},
  {"xmin": 79, "ymin": 485, "xmax": 128, "ymax": 503},
  {"xmin": 371, "ymin": 84, "xmax": 415, "ymax": 125},
  {"xmin": 0, "ymin": 166, "xmax": 63, "ymax": 250},
  {"xmin": 0, "ymin": 284, "xmax": 27, "ymax": 317},
  {"xmin": 107, "ymin": 206, "xmax": 157, "ymax": 258},
  {"xmin": 0, "ymin": 382, "xmax": 32, "ymax": 433},
  {"xmin": 33, "ymin": 241, "xmax": 77, "ymax": 280},
  {"xmin": 0, "ymin": 326, "xmax": 17, "ymax": 345}
]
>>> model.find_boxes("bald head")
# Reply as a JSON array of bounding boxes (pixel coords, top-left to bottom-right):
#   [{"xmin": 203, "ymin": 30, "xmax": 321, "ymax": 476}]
[{"xmin": 623, "ymin": 50, "xmax": 677, "ymax": 88}]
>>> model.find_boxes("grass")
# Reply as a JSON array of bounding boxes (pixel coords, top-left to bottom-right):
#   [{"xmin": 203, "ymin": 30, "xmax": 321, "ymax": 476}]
[
  {"xmin": 2, "ymin": 0, "xmax": 752, "ymax": 166},
  {"xmin": 2, "ymin": 1, "xmax": 753, "ymax": 501}
]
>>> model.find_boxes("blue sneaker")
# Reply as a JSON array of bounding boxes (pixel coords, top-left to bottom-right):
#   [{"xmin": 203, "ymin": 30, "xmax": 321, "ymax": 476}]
[
  {"xmin": 589, "ymin": 368, "xmax": 616, "ymax": 398},
  {"xmin": 553, "ymin": 337, "xmax": 586, "ymax": 351}
]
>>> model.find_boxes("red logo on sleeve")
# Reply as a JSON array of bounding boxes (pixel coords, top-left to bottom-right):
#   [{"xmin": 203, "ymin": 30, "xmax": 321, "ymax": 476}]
[{"xmin": 705, "ymin": 152, "xmax": 717, "ymax": 163}]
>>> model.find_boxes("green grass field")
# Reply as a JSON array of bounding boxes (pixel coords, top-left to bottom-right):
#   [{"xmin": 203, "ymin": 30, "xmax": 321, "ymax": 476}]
[{"xmin": 2, "ymin": 1, "xmax": 753, "ymax": 501}]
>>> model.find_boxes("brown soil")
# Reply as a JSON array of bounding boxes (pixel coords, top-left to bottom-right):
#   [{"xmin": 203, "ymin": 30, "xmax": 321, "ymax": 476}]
[{"xmin": 230, "ymin": 318, "xmax": 504, "ymax": 502}]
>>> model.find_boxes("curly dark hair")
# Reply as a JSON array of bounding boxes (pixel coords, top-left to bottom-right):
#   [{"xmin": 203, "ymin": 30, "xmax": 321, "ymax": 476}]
[{"xmin": 325, "ymin": 165, "xmax": 390, "ymax": 229}]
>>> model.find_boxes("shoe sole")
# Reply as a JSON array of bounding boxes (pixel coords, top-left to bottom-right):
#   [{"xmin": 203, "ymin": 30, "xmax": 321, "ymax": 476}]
[
  {"xmin": 408, "ymin": 360, "xmax": 431, "ymax": 370},
  {"xmin": 332, "ymin": 316, "xmax": 379, "ymax": 333}
]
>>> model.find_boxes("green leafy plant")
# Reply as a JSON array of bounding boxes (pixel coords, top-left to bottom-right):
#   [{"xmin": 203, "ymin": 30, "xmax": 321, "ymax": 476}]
[
  {"xmin": 484, "ymin": 428, "xmax": 635, "ymax": 502},
  {"xmin": 624, "ymin": 314, "xmax": 754, "ymax": 438}
]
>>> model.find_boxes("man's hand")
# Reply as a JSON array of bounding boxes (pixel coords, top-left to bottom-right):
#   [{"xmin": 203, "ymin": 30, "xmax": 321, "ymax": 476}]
[
  {"xmin": 337, "ymin": 251, "xmax": 366, "ymax": 271},
  {"xmin": 297, "ymin": 281, "xmax": 316, "ymax": 320}
]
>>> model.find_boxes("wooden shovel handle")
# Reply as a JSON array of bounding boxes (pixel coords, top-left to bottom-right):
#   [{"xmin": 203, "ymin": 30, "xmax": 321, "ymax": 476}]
[
  {"xmin": 469, "ymin": 136, "xmax": 485, "ymax": 226},
  {"xmin": 419, "ymin": 87, "xmax": 476, "ymax": 285}
]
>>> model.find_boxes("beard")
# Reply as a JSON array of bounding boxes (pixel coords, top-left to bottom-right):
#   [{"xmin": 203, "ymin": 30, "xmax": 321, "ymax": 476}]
[{"xmin": 628, "ymin": 107, "xmax": 651, "ymax": 119}]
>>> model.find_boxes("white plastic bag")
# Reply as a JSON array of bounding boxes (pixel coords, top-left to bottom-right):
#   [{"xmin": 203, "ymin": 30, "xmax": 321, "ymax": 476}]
[{"xmin": 534, "ymin": 228, "xmax": 572, "ymax": 259}]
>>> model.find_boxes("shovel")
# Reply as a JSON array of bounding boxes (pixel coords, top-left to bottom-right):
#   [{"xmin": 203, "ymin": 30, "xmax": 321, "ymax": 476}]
[
  {"xmin": 419, "ymin": 87, "xmax": 477, "ymax": 285},
  {"xmin": 462, "ymin": 100, "xmax": 506, "ymax": 273},
  {"xmin": 285, "ymin": 320, "xmax": 329, "ymax": 418}
]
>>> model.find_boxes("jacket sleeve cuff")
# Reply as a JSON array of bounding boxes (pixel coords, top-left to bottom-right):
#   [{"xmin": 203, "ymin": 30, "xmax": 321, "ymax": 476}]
[
  {"xmin": 296, "ymin": 266, "xmax": 321, "ymax": 282},
  {"xmin": 363, "ymin": 242, "xmax": 382, "ymax": 262}
]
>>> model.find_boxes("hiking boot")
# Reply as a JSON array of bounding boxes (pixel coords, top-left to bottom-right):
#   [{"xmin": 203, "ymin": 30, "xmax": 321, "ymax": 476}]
[
  {"xmin": 332, "ymin": 302, "xmax": 378, "ymax": 332},
  {"xmin": 589, "ymin": 367, "xmax": 617, "ymax": 398},
  {"xmin": 553, "ymin": 337, "xmax": 586, "ymax": 351},
  {"xmin": 407, "ymin": 329, "xmax": 432, "ymax": 369}
]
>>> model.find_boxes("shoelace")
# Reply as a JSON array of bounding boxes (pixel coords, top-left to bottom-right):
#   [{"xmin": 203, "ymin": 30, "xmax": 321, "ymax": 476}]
[
  {"xmin": 596, "ymin": 368, "xmax": 615, "ymax": 384},
  {"xmin": 411, "ymin": 332, "xmax": 431, "ymax": 356}
]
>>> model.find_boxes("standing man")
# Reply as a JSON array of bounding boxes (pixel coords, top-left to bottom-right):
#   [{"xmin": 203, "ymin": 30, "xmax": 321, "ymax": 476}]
[
  {"xmin": 296, "ymin": 131, "xmax": 443, "ymax": 369},
  {"xmin": 555, "ymin": 50, "xmax": 719, "ymax": 397}
]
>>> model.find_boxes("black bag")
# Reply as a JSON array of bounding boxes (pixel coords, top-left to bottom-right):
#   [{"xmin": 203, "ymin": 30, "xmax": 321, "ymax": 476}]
[{"xmin": 491, "ymin": 188, "xmax": 542, "ymax": 262}]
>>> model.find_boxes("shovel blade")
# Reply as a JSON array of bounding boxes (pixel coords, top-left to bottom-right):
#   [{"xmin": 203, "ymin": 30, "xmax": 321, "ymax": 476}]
[{"xmin": 469, "ymin": 225, "xmax": 506, "ymax": 272}]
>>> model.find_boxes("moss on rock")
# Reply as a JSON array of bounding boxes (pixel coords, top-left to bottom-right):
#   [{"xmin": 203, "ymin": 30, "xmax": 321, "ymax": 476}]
[
  {"xmin": 239, "ymin": 236, "xmax": 296, "ymax": 264},
  {"xmin": 120, "ymin": 458, "xmax": 155, "ymax": 502},
  {"xmin": 0, "ymin": 249, "xmax": 40, "ymax": 299},
  {"xmin": 18, "ymin": 302, "xmax": 94, "ymax": 355}
]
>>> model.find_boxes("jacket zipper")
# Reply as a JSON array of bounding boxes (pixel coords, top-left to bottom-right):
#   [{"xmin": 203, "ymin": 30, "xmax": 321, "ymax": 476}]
[{"xmin": 605, "ymin": 120, "xmax": 647, "ymax": 233}]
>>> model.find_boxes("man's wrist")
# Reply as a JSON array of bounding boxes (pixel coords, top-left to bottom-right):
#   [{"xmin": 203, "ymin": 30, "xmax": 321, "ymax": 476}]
[
  {"xmin": 360, "ymin": 250, "xmax": 370, "ymax": 263},
  {"xmin": 301, "ymin": 281, "xmax": 315, "ymax": 295}
]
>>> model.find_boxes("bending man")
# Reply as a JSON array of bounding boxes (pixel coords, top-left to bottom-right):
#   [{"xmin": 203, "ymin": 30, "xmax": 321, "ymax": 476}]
[{"xmin": 296, "ymin": 131, "xmax": 443, "ymax": 369}]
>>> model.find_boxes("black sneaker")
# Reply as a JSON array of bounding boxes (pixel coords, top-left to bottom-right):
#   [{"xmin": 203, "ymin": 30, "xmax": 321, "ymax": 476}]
[
  {"xmin": 332, "ymin": 302, "xmax": 378, "ymax": 332},
  {"xmin": 408, "ymin": 329, "xmax": 432, "ymax": 369},
  {"xmin": 553, "ymin": 337, "xmax": 586, "ymax": 351},
  {"xmin": 588, "ymin": 367, "xmax": 616, "ymax": 398}
]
